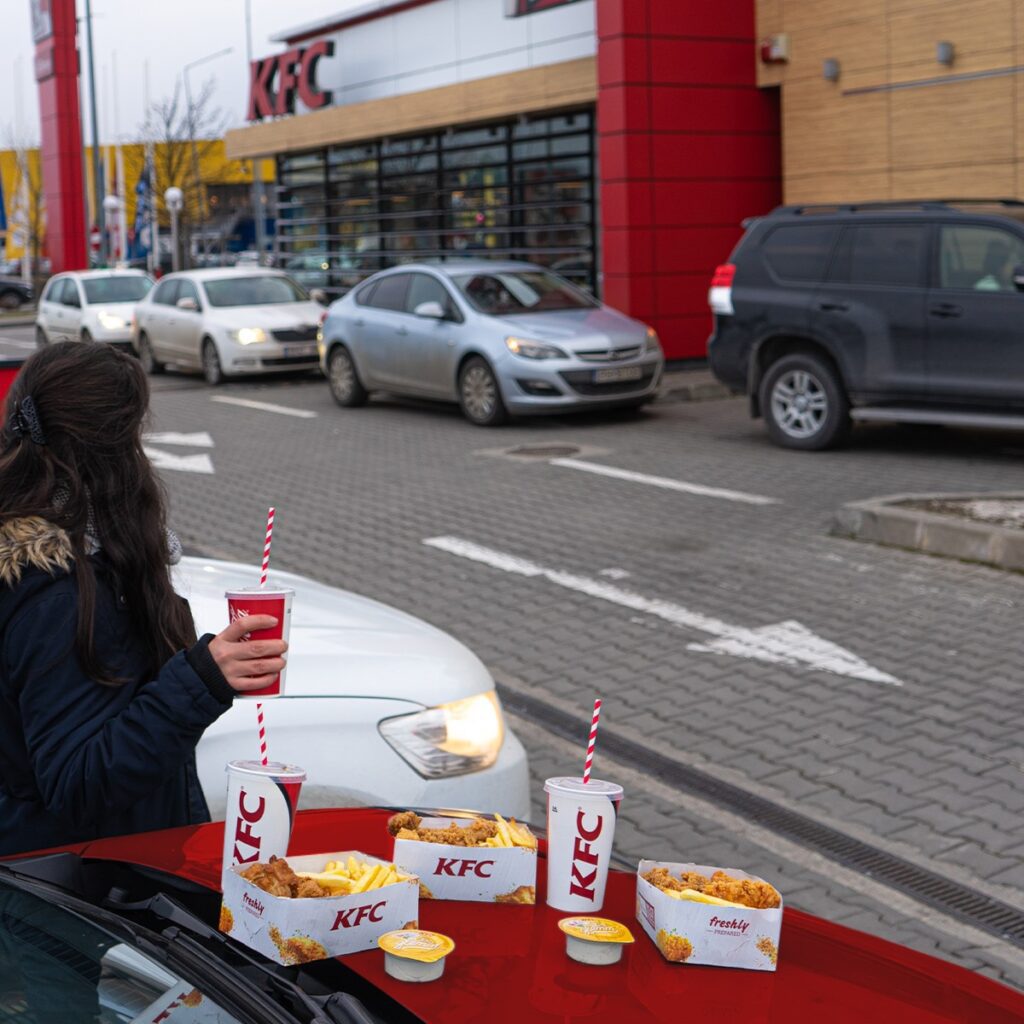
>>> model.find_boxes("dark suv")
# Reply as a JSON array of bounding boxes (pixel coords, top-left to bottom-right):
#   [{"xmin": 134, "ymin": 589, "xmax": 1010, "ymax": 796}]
[{"xmin": 708, "ymin": 199, "xmax": 1024, "ymax": 449}]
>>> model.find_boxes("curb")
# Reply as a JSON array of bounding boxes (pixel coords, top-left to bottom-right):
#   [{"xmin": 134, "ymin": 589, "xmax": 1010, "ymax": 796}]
[
  {"xmin": 831, "ymin": 492, "xmax": 1024, "ymax": 572},
  {"xmin": 655, "ymin": 374, "xmax": 736, "ymax": 404}
]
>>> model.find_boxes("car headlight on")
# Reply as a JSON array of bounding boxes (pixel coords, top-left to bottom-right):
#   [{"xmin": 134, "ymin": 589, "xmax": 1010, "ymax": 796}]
[
  {"xmin": 505, "ymin": 336, "xmax": 568, "ymax": 360},
  {"xmin": 378, "ymin": 690, "xmax": 505, "ymax": 778},
  {"xmin": 231, "ymin": 327, "xmax": 268, "ymax": 345},
  {"xmin": 98, "ymin": 312, "xmax": 127, "ymax": 330},
  {"xmin": 645, "ymin": 326, "xmax": 661, "ymax": 353}
]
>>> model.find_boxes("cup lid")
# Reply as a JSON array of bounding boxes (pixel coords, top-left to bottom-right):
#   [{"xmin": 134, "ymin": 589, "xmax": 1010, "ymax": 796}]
[
  {"xmin": 544, "ymin": 777, "xmax": 623, "ymax": 798},
  {"xmin": 225, "ymin": 759, "xmax": 306, "ymax": 782},
  {"xmin": 379, "ymin": 930, "xmax": 455, "ymax": 963},
  {"xmin": 225, "ymin": 586, "xmax": 295, "ymax": 597}
]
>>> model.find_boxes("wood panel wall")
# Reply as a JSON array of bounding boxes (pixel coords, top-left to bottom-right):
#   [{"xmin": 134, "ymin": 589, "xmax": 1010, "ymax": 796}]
[{"xmin": 756, "ymin": 0, "xmax": 1024, "ymax": 202}]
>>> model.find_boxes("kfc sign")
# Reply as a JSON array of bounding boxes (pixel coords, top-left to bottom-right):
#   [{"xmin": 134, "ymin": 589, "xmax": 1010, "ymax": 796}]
[
  {"xmin": 248, "ymin": 40, "xmax": 334, "ymax": 121},
  {"xmin": 507, "ymin": 0, "xmax": 584, "ymax": 15}
]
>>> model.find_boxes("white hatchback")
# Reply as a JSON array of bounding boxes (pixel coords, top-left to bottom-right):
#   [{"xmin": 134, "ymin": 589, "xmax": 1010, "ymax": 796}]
[
  {"xmin": 176, "ymin": 556, "xmax": 531, "ymax": 822},
  {"xmin": 132, "ymin": 268, "xmax": 325, "ymax": 385},
  {"xmin": 36, "ymin": 270, "xmax": 153, "ymax": 349}
]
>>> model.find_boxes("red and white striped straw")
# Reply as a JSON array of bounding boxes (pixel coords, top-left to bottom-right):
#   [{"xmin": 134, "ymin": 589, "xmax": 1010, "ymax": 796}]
[
  {"xmin": 256, "ymin": 506, "xmax": 275, "ymax": 767},
  {"xmin": 582, "ymin": 698, "xmax": 602, "ymax": 784}
]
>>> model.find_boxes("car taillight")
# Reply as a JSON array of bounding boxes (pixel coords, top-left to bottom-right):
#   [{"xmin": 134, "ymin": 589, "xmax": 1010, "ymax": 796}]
[{"xmin": 709, "ymin": 263, "xmax": 735, "ymax": 315}]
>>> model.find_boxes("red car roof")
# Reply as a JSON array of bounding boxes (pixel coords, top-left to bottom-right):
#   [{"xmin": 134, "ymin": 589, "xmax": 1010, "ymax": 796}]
[{"xmin": 32, "ymin": 808, "xmax": 1024, "ymax": 1023}]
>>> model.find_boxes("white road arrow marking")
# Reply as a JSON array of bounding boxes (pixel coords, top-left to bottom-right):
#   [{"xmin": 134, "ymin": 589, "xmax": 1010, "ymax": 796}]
[
  {"xmin": 143, "ymin": 431, "xmax": 215, "ymax": 448},
  {"xmin": 424, "ymin": 535, "xmax": 901, "ymax": 686},
  {"xmin": 143, "ymin": 446, "xmax": 215, "ymax": 475}
]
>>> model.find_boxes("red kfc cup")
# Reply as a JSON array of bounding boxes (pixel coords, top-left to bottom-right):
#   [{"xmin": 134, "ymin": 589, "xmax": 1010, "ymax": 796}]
[
  {"xmin": 544, "ymin": 777, "xmax": 623, "ymax": 913},
  {"xmin": 222, "ymin": 759, "xmax": 305, "ymax": 879},
  {"xmin": 225, "ymin": 586, "xmax": 293, "ymax": 699}
]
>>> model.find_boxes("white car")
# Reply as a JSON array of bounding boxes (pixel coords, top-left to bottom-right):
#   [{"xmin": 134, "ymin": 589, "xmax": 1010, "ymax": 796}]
[
  {"xmin": 132, "ymin": 268, "xmax": 325, "ymax": 385},
  {"xmin": 36, "ymin": 270, "xmax": 153, "ymax": 349},
  {"xmin": 175, "ymin": 556, "xmax": 531, "ymax": 822}
]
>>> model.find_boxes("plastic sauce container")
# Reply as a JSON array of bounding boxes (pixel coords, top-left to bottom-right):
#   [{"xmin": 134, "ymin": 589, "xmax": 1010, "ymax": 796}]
[
  {"xmin": 558, "ymin": 917, "xmax": 634, "ymax": 965},
  {"xmin": 379, "ymin": 930, "xmax": 455, "ymax": 982}
]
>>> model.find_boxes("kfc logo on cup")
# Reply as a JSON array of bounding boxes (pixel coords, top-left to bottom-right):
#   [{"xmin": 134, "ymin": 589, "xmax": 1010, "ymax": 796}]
[
  {"xmin": 331, "ymin": 901, "xmax": 387, "ymax": 930},
  {"xmin": 569, "ymin": 810, "xmax": 603, "ymax": 900},
  {"xmin": 433, "ymin": 857, "xmax": 495, "ymax": 878}
]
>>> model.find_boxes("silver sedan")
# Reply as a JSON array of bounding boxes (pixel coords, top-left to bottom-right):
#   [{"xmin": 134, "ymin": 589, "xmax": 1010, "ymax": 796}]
[{"xmin": 318, "ymin": 260, "xmax": 664, "ymax": 425}]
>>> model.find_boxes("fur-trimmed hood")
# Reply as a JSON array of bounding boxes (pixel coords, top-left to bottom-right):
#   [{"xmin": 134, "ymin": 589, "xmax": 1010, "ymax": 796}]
[{"xmin": 0, "ymin": 517, "xmax": 73, "ymax": 588}]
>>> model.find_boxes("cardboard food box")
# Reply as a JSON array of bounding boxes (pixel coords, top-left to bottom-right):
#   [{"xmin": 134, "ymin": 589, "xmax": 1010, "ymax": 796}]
[
  {"xmin": 636, "ymin": 860, "xmax": 782, "ymax": 972},
  {"xmin": 220, "ymin": 851, "xmax": 419, "ymax": 965},
  {"xmin": 392, "ymin": 817, "xmax": 537, "ymax": 904}
]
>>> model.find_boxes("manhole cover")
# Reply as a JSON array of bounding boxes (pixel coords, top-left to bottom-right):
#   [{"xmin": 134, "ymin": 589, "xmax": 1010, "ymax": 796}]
[{"xmin": 503, "ymin": 444, "xmax": 581, "ymax": 459}]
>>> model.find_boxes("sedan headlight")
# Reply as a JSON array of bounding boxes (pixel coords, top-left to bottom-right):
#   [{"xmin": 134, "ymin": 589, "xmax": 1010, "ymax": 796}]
[
  {"xmin": 98, "ymin": 311, "xmax": 127, "ymax": 330},
  {"xmin": 645, "ymin": 326, "xmax": 661, "ymax": 353},
  {"xmin": 231, "ymin": 327, "xmax": 268, "ymax": 345},
  {"xmin": 505, "ymin": 336, "xmax": 568, "ymax": 360},
  {"xmin": 379, "ymin": 691, "xmax": 505, "ymax": 778}
]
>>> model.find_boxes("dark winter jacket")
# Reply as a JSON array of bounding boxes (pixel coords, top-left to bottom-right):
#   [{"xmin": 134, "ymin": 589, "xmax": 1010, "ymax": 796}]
[{"xmin": 0, "ymin": 517, "xmax": 235, "ymax": 856}]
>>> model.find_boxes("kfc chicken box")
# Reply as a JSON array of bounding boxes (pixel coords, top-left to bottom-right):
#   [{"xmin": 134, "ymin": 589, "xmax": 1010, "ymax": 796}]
[
  {"xmin": 636, "ymin": 860, "xmax": 782, "ymax": 972},
  {"xmin": 388, "ymin": 811, "xmax": 538, "ymax": 905},
  {"xmin": 220, "ymin": 851, "xmax": 419, "ymax": 965}
]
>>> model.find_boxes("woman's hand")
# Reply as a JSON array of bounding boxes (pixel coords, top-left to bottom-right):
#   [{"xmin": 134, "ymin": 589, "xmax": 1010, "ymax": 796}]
[{"xmin": 208, "ymin": 615, "xmax": 288, "ymax": 693}]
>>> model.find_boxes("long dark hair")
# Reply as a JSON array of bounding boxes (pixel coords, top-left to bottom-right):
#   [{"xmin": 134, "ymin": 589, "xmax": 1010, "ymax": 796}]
[{"xmin": 0, "ymin": 342, "xmax": 196, "ymax": 681}]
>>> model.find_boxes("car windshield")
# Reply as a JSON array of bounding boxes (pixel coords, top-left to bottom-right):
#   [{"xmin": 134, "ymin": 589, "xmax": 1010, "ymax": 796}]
[
  {"xmin": 451, "ymin": 270, "xmax": 598, "ymax": 315},
  {"xmin": 203, "ymin": 275, "xmax": 307, "ymax": 307},
  {"xmin": 82, "ymin": 276, "xmax": 152, "ymax": 304},
  {"xmin": 0, "ymin": 876, "xmax": 243, "ymax": 1023}
]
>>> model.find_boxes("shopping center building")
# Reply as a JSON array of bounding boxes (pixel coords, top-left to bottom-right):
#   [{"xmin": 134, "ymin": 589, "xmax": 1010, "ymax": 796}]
[{"xmin": 225, "ymin": 0, "xmax": 781, "ymax": 361}]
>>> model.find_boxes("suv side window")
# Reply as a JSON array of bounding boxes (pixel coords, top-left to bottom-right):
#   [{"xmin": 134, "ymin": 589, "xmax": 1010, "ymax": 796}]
[
  {"xmin": 829, "ymin": 224, "xmax": 928, "ymax": 288},
  {"xmin": 939, "ymin": 224, "xmax": 1024, "ymax": 292},
  {"xmin": 61, "ymin": 279, "xmax": 82, "ymax": 307},
  {"xmin": 761, "ymin": 224, "xmax": 840, "ymax": 282},
  {"xmin": 405, "ymin": 273, "xmax": 462, "ymax": 321}
]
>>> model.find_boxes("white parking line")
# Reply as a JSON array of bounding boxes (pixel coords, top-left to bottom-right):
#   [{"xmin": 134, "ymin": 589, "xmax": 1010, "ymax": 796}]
[
  {"xmin": 210, "ymin": 396, "xmax": 317, "ymax": 419},
  {"xmin": 549, "ymin": 458, "xmax": 779, "ymax": 505},
  {"xmin": 423, "ymin": 535, "xmax": 900, "ymax": 684}
]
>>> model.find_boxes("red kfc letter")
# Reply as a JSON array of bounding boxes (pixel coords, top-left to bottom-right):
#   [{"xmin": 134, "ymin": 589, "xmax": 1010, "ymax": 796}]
[
  {"xmin": 274, "ymin": 48, "xmax": 302, "ymax": 116},
  {"xmin": 247, "ymin": 57, "xmax": 275, "ymax": 121},
  {"xmin": 297, "ymin": 40, "xmax": 334, "ymax": 110}
]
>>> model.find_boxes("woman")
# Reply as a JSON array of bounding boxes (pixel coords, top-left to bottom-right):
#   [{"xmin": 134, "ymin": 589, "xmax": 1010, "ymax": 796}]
[{"xmin": 0, "ymin": 341, "xmax": 286, "ymax": 856}]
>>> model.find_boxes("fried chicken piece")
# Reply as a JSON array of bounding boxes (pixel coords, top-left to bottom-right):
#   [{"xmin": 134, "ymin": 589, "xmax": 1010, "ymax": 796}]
[
  {"xmin": 387, "ymin": 811, "xmax": 422, "ymax": 836},
  {"xmin": 678, "ymin": 871, "xmax": 710, "ymax": 891},
  {"xmin": 241, "ymin": 857, "xmax": 294, "ymax": 897},
  {"xmin": 703, "ymin": 870, "xmax": 781, "ymax": 910},
  {"xmin": 395, "ymin": 828, "xmax": 421, "ymax": 841},
  {"xmin": 293, "ymin": 875, "xmax": 331, "ymax": 899},
  {"xmin": 413, "ymin": 819, "xmax": 499, "ymax": 846},
  {"xmin": 642, "ymin": 866, "xmax": 687, "ymax": 892},
  {"xmin": 495, "ymin": 885, "xmax": 536, "ymax": 905}
]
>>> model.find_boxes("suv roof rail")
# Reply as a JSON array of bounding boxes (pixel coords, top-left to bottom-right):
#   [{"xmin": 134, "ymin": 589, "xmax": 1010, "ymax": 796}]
[{"xmin": 772, "ymin": 198, "xmax": 1024, "ymax": 216}]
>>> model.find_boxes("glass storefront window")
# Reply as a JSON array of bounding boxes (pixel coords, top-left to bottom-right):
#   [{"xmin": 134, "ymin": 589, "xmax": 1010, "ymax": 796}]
[{"xmin": 275, "ymin": 106, "xmax": 596, "ymax": 296}]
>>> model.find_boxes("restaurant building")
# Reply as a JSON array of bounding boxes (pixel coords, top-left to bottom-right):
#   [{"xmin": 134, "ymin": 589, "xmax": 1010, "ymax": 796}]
[{"xmin": 225, "ymin": 0, "xmax": 781, "ymax": 361}]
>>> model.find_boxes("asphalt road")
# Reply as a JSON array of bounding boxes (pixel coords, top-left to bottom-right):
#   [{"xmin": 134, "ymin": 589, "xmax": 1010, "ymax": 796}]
[
  {"xmin": 13, "ymin": 331, "xmax": 1024, "ymax": 988},
  {"xmin": 0, "ymin": 322, "xmax": 38, "ymax": 360}
]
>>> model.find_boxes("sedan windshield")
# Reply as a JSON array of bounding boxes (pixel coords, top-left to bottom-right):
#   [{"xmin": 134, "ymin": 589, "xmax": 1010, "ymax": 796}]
[
  {"xmin": 452, "ymin": 270, "xmax": 597, "ymax": 315},
  {"xmin": 82, "ymin": 276, "xmax": 152, "ymax": 304},
  {"xmin": 203, "ymin": 275, "xmax": 307, "ymax": 307}
]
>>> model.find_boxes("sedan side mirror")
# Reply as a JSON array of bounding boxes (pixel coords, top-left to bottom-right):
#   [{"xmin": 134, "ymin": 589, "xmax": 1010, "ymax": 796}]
[
  {"xmin": 309, "ymin": 288, "xmax": 328, "ymax": 305},
  {"xmin": 1013, "ymin": 265, "xmax": 1024, "ymax": 292},
  {"xmin": 414, "ymin": 300, "xmax": 446, "ymax": 319},
  {"xmin": 176, "ymin": 296, "xmax": 199, "ymax": 312}
]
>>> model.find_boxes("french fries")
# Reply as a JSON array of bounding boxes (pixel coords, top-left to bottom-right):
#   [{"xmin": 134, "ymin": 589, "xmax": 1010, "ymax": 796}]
[
  {"xmin": 469, "ymin": 813, "xmax": 540, "ymax": 850},
  {"xmin": 664, "ymin": 887, "xmax": 748, "ymax": 910},
  {"xmin": 298, "ymin": 856, "xmax": 409, "ymax": 894}
]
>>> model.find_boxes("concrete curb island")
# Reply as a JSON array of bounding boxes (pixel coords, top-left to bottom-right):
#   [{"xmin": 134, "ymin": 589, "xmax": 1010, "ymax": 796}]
[{"xmin": 832, "ymin": 492, "xmax": 1024, "ymax": 572}]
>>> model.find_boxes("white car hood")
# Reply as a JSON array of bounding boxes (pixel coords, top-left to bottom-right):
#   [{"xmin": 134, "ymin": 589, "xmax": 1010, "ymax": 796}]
[
  {"xmin": 204, "ymin": 302, "xmax": 324, "ymax": 331},
  {"xmin": 174, "ymin": 557, "xmax": 493, "ymax": 705}
]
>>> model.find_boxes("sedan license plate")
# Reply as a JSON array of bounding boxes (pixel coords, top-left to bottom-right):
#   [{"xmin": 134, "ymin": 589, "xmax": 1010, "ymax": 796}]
[
  {"xmin": 593, "ymin": 365, "xmax": 643, "ymax": 384},
  {"xmin": 285, "ymin": 344, "xmax": 317, "ymax": 357}
]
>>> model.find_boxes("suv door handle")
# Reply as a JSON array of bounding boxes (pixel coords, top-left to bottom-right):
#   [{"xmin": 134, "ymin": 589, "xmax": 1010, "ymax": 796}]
[
  {"xmin": 929, "ymin": 303, "xmax": 963, "ymax": 318},
  {"xmin": 818, "ymin": 301, "xmax": 849, "ymax": 312}
]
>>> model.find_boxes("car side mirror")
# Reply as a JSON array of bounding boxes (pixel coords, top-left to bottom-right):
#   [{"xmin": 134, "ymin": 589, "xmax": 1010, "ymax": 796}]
[
  {"xmin": 176, "ymin": 296, "xmax": 199, "ymax": 312},
  {"xmin": 1013, "ymin": 265, "xmax": 1024, "ymax": 292},
  {"xmin": 309, "ymin": 288, "xmax": 328, "ymax": 305},
  {"xmin": 414, "ymin": 300, "xmax": 446, "ymax": 319}
]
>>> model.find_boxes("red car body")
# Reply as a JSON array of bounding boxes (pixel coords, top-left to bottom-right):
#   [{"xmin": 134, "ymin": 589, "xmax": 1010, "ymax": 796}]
[{"xmin": 17, "ymin": 807, "xmax": 1024, "ymax": 1023}]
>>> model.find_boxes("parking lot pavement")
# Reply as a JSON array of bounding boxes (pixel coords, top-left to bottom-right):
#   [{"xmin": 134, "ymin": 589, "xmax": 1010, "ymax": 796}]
[
  {"xmin": 146, "ymin": 372, "xmax": 1024, "ymax": 986},
  {"xmin": 0, "ymin": 323, "xmax": 37, "ymax": 360}
]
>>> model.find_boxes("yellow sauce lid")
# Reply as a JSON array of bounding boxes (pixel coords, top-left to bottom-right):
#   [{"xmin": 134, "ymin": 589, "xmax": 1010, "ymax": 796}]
[
  {"xmin": 558, "ymin": 917, "xmax": 635, "ymax": 944},
  {"xmin": 378, "ymin": 930, "xmax": 455, "ymax": 963}
]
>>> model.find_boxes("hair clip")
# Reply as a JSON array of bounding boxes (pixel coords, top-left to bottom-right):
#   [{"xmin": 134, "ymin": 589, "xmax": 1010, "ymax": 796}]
[{"xmin": 8, "ymin": 395, "xmax": 47, "ymax": 446}]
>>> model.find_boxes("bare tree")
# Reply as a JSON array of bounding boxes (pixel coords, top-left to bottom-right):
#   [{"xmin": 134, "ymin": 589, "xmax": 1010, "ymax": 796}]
[{"xmin": 131, "ymin": 78, "xmax": 228, "ymax": 268}]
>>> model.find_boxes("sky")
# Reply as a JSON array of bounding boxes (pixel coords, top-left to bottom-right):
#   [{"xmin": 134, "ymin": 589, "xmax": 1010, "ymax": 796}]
[{"xmin": 1, "ymin": 0, "xmax": 369, "ymax": 146}]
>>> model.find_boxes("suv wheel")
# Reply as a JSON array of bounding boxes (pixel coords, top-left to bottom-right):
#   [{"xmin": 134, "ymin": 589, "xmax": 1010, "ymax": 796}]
[
  {"xmin": 458, "ymin": 356, "xmax": 507, "ymax": 426},
  {"xmin": 138, "ymin": 332, "xmax": 164, "ymax": 375},
  {"xmin": 760, "ymin": 352, "xmax": 849, "ymax": 450},
  {"xmin": 202, "ymin": 339, "xmax": 225, "ymax": 386},
  {"xmin": 327, "ymin": 345, "xmax": 368, "ymax": 407}
]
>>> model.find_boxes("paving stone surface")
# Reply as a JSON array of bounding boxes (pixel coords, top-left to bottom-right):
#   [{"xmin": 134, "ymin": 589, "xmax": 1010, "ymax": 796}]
[{"xmin": 143, "ymin": 371, "xmax": 1024, "ymax": 990}]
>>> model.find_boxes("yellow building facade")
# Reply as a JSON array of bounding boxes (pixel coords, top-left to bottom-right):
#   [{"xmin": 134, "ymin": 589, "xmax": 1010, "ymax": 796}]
[{"xmin": 757, "ymin": 0, "xmax": 1024, "ymax": 203}]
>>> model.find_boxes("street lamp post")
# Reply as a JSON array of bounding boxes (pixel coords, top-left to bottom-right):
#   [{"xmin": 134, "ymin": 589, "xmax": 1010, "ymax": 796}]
[
  {"xmin": 164, "ymin": 186, "xmax": 183, "ymax": 272},
  {"xmin": 183, "ymin": 46, "xmax": 233, "ymax": 267}
]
